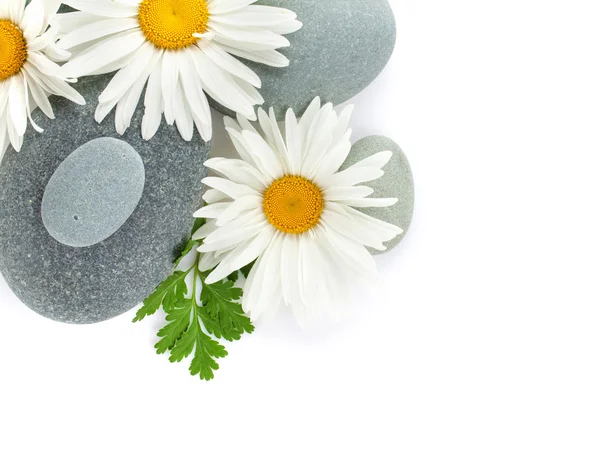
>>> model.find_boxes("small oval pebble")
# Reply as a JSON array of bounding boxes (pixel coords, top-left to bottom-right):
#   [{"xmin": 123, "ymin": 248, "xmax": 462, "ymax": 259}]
[{"xmin": 42, "ymin": 138, "xmax": 145, "ymax": 248}]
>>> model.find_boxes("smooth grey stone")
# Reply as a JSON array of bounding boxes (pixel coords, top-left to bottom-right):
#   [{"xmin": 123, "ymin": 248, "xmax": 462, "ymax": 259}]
[
  {"xmin": 342, "ymin": 136, "xmax": 414, "ymax": 255},
  {"xmin": 211, "ymin": 0, "xmax": 396, "ymax": 119},
  {"xmin": 42, "ymin": 138, "xmax": 145, "ymax": 248},
  {"xmin": 0, "ymin": 74, "xmax": 210, "ymax": 324}
]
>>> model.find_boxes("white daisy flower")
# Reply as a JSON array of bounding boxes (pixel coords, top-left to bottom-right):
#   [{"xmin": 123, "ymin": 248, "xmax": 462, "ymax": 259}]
[
  {"xmin": 57, "ymin": 0, "xmax": 302, "ymax": 142},
  {"xmin": 194, "ymin": 98, "xmax": 404, "ymax": 325},
  {"xmin": 0, "ymin": 0, "xmax": 84, "ymax": 159}
]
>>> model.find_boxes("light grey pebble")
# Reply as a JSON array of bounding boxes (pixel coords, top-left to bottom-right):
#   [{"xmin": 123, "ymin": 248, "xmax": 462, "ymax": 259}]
[
  {"xmin": 0, "ymin": 74, "xmax": 210, "ymax": 324},
  {"xmin": 42, "ymin": 138, "xmax": 145, "ymax": 248},
  {"xmin": 211, "ymin": 0, "xmax": 397, "ymax": 119},
  {"xmin": 342, "ymin": 136, "xmax": 414, "ymax": 255}
]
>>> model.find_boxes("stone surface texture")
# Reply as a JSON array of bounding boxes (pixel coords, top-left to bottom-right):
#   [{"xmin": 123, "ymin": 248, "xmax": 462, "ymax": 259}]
[
  {"xmin": 211, "ymin": 0, "xmax": 397, "ymax": 119},
  {"xmin": 342, "ymin": 136, "xmax": 414, "ymax": 255},
  {"xmin": 41, "ymin": 137, "xmax": 145, "ymax": 248},
  {"xmin": 0, "ymin": 75, "xmax": 210, "ymax": 324}
]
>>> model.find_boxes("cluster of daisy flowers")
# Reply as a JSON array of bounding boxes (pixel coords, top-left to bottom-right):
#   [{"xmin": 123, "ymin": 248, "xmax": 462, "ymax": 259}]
[
  {"xmin": 0, "ymin": 0, "xmax": 301, "ymax": 159},
  {"xmin": 0, "ymin": 0, "xmax": 404, "ymax": 326}
]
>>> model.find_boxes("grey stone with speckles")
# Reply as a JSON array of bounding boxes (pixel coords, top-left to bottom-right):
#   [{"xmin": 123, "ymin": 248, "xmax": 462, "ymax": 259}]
[
  {"xmin": 342, "ymin": 136, "xmax": 414, "ymax": 255},
  {"xmin": 211, "ymin": 0, "xmax": 397, "ymax": 119},
  {"xmin": 0, "ymin": 74, "xmax": 210, "ymax": 324}
]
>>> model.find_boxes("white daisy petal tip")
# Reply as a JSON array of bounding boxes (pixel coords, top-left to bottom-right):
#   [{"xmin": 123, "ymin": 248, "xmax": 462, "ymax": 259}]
[
  {"xmin": 195, "ymin": 97, "xmax": 408, "ymax": 324},
  {"xmin": 58, "ymin": 0, "xmax": 301, "ymax": 142}
]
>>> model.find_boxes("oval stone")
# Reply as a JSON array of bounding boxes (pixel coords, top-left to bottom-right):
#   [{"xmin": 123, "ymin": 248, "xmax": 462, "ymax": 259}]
[
  {"xmin": 0, "ymin": 74, "xmax": 210, "ymax": 324},
  {"xmin": 342, "ymin": 136, "xmax": 414, "ymax": 255},
  {"xmin": 211, "ymin": 0, "xmax": 397, "ymax": 119},
  {"xmin": 42, "ymin": 138, "xmax": 145, "ymax": 248}
]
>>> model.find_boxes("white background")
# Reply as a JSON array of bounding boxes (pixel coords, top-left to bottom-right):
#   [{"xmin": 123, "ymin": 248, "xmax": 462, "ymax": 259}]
[{"xmin": 1, "ymin": 1, "xmax": 600, "ymax": 473}]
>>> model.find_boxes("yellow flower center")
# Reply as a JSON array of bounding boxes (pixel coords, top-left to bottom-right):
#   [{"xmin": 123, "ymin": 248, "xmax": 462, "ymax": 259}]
[
  {"xmin": 0, "ymin": 20, "xmax": 27, "ymax": 81},
  {"xmin": 263, "ymin": 176, "xmax": 324, "ymax": 234},
  {"xmin": 138, "ymin": 0, "xmax": 209, "ymax": 50}
]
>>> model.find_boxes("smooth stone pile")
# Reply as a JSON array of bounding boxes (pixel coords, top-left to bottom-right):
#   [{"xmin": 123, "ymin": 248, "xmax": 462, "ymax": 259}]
[
  {"xmin": 212, "ymin": 0, "xmax": 397, "ymax": 119},
  {"xmin": 342, "ymin": 136, "xmax": 414, "ymax": 255},
  {"xmin": 41, "ymin": 138, "xmax": 145, "ymax": 248},
  {"xmin": 0, "ymin": 75, "xmax": 210, "ymax": 324}
]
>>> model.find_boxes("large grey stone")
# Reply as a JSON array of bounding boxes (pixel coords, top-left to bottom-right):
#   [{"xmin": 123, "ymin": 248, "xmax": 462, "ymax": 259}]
[
  {"xmin": 342, "ymin": 136, "xmax": 414, "ymax": 255},
  {"xmin": 41, "ymin": 138, "xmax": 145, "ymax": 248},
  {"xmin": 211, "ymin": 0, "xmax": 396, "ymax": 119},
  {"xmin": 0, "ymin": 74, "xmax": 210, "ymax": 324}
]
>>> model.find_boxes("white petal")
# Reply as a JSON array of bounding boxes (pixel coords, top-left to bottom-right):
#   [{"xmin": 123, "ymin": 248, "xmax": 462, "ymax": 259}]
[
  {"xmin": 205, "ymin": 226, "xmax": 275, "ymax": 284},
  {"xmin": 202, "ymin": 176, "xmax": 260, "ymax": 200},
  {"xmin": 340, "ymin": 198, "xmax": 399, "ymax": 208},
  {"xmin": 203, "ymin": 189, "xmax": 229, "ymax": 204},
  {"xmin": 21, "ymin": 0, "xmax": 45, "ymax": 42},
  {"xmin": 311, "ymin": 130, "xmax": 352, "ymax": 183},
  {"xmin": 332, "ymin": 105, "xmax": 354, "ymax": 143},
  {"xmin": 9, "ymin": 0, "xmax": 25, "ymax": 24},
  {"xmin": 197, "ymin": 40, "xmax": 260, "ymax": 88},
  {"xmin": 57, "ymin": 17, "xmax": 139, "ymax": 50},
  {"xmin": 191, "ymin": 49, "xmax": 255, "ymax": 117},
  {"xmin": 323, "ymin": 186, "xmax": 374, "ymax": 201},
  {"xmin": 320, "ymin": 166, "xmax": 385, "ymax": 188},
  {"xmin": 8, "ymin": 75, "xmax": 27, "ymax": 136},
  {"xmin": 241, "ymin": 129, "xmax": 284, "ymax": 181},
  {"xmin": 193, "ymin": 219, "xmax": 218, "ymax": 241},
  {"xmin": 215, "ymin": 41, "xmax": 290, "ymax": 67},
  {"xmin": 98, "ymin": 40, "xmax": 154, "ymax": 104},
  {"xmin": 250, "ymin": 231, "xmax": 284, "ymax": 317},
  {"xmin": 63, "ymin": 0, "xmax": 139, "ymax": 18},
  {"xmin": 22, "ymin": 68, "xmax": 54, "ymax": 119},
  {"xmin": 193, "ymin": 202, "xmax": 230, "ymax": 219},
  {"xmin": 198, "ymin": 251, "xmax": 221, "ymax": 272},
  {"xmin": 142, "ymin": 62, "xmax": 163, "ymax": 140},
  {"xmin": 352, "ymin": 151, "xmax": 394, "ymax": 169},
  {"xmin": 204, "ymin": 157, "xmax": 269, "ymax": 190},
  {"xmin": 6, "ymin": 110, "xmax": 24, "ymax": 152},
  {"xmin": 23, "ymin": 62, "xmax": 85, "ymax": 105},
  {"xmin": 280, "ymin": 233, "xmax": 300, "ymax": 307},
  {"xmin": 209, "ymin": 21, "xmax": 290, "ymax": 49},
  {"xmin": 284, "ymin": 108, "xmax": 302, "ymax": 174},
  {"xmin": 225, "ymin": 126, "xmax": 257, "ymax": 166},
  {"xmin": 113, "ymin": 51, "xmax": 158, "ymax": 135},
  {"xmin": 209, "ymin": 0, "xmax": 258, "ymax": 16},
  {"xmin": 243, "ymin": 231, "xmax": 282, "ymax": 317},
  {"xmin": 61, "ymin": 29, "xmax": 145, "ymax": 77},
  {"xmin": 319, "ymin": 225, "xmax": 378, "ymax": 276},
  {"xmin": 26, "ymin": 51, "xmax": 63, "ymax": 79},
  {"xmin": 200, "ymin": 220, "xmax": 267, "ymax": 253},
  {"xmin": 343, "ymin": 206, "xmax": 404, "ymax": 243},
  {"xmin": 211, "ymin": 6, "xmax": 297, "ymax": 27},
  {"xmin": 178, "ymin": 52, "xmax": 211, "ymax": 129},
  {"xmin": 301, "ymin": 102, "xmax": 337, "ymax": 178},
  {"xmin": 54, "ymin": 11, "xmax": 103, "ymax": 34},
  {"xmin": 257, "ymin": 107, "xmax": 288, "ymax": 170},
  {"xmin": 160, "ymin": 51, "xmax": 178, "ymax": 125},
  {"xmin": 321, "ymin": 207, "xmax": 387, "ymax": 252},
  {"xmin": 174, "ymin": 80, "xmax": 193, "ymax": 141},
  {"xmin": 215, "ymin": 194, "xmax": 263, "ymax": 226}
]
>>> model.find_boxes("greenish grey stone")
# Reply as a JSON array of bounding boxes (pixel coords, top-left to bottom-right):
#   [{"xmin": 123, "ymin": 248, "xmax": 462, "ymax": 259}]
[
  {"xmin": 211, "ymin": 0, "xmax": 396, "ymax": 119},
  {"xmin": 342, "ymin": 136, "xmax": 414, "ymax": 255},
  {"xmin": 42, "ymin": 138, "xmax": 145, "ymax": 248},
  {"xmin": 0, "ymin": 74, "xmax": 210, "ymax": 324}
]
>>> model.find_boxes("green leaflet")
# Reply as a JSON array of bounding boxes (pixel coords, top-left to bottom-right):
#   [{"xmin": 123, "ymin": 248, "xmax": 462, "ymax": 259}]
[{"xmin": 134, "ymin": 219, "xmax": 254, "ymax": 381}]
